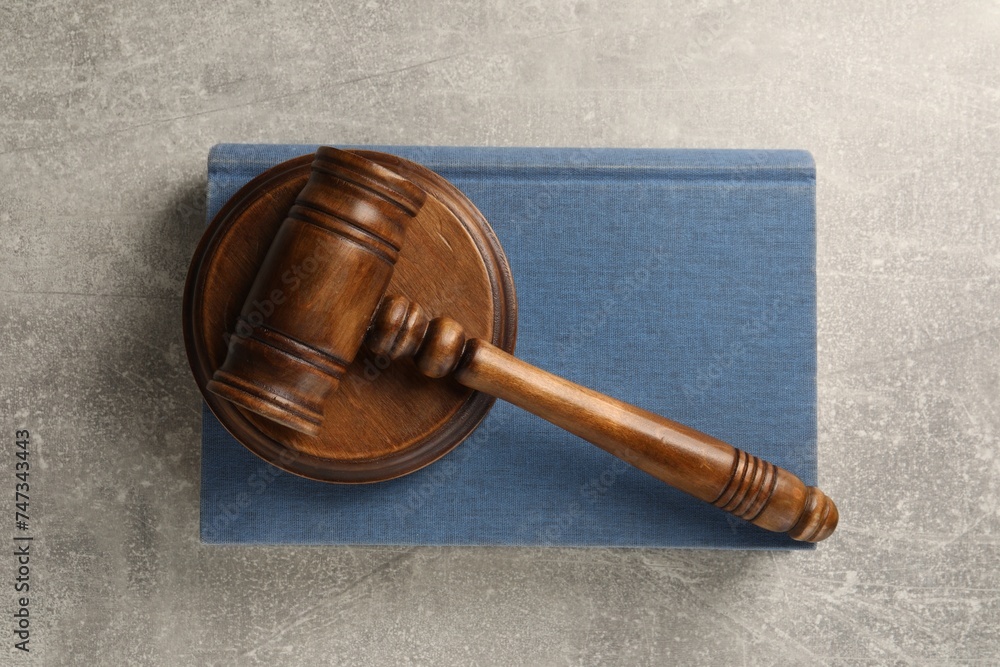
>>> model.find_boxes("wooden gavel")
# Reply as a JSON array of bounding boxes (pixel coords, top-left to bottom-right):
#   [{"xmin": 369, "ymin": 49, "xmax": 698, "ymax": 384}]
[{"xmin": 208, "ymin": 147, "xmax": 838, "ymax": 543}]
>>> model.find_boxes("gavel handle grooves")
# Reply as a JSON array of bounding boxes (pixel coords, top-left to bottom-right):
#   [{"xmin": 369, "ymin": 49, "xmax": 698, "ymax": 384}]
[{"xmin": 368, "ymin": 295, "xmax": 839, "ymax": 543}]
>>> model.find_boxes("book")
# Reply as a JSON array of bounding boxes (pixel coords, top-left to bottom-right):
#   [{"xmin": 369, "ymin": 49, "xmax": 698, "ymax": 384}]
[{"xmin": 200, "ymin": 144, "xmax": 817, "ymax": 549}]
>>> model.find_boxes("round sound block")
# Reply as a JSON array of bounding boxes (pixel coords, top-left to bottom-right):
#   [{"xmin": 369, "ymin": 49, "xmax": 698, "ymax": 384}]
[{"xmin": 183, "ymin": 151, "xmax": 517, "ymax": 482}]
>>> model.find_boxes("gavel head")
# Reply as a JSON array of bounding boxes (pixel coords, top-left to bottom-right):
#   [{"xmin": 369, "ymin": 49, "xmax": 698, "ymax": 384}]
[{"xmin": 206, "ymin": 147, "xmax": 427, "ymax": 435}]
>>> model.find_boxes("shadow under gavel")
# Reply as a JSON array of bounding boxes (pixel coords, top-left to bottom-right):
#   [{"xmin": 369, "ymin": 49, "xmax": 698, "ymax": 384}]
[{"xmin": 208, "ymin": 146, "xmax": 838, "ymax": 543}]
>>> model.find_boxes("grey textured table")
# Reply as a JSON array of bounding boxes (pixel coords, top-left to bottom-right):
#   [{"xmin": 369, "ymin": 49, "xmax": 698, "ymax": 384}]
[{"xmin": 1, "ymin": 1, "xmax": 997, "ymax": 665}]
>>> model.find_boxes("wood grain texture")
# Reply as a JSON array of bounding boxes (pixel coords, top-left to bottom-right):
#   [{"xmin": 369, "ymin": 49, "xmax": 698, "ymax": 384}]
[
  {"xmin": 183, "ymin": 149, "xmax": 517, "ymax": 482},
  {"xmin": 190, "ymin": 146, "xmax": 837, "ymax": 541},
  {"xmin": 208, "ymin": 147, "xmax": 425, "ymax": 434},
  {"xmin": 368, "ymin": 295, "xmax": 838, "ymax": 542}
]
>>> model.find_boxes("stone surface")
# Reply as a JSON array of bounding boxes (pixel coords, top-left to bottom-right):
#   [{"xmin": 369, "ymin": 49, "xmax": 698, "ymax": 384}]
[{"xmin": 1, "ymin": 1, "xmax": 998, "ymax": 664}]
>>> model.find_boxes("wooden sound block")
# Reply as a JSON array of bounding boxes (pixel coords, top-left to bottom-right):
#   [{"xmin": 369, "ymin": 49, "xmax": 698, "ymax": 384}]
[{"xmin": 183, "ymin": 151, "xmax": 517, "ymax": 482}]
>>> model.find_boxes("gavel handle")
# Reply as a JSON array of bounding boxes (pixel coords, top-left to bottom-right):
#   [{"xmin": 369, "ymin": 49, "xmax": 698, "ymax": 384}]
[{"xmin": 368, "ymin": 296, "xmax": 839, "ymax": 542}]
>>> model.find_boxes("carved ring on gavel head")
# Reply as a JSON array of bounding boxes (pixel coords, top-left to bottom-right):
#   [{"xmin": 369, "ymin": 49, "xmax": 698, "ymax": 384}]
[
  {"xmin": 203, "ymin": 147, "xmax": 838, "ymax": 543},
  {"xmin": 206, "ymin": 147, "xmax": 426, "ymax": 434}
]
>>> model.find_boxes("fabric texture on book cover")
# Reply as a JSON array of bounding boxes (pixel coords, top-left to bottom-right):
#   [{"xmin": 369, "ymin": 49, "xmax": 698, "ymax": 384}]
[{"xmin": 200, "ymin": 144, "xmax": 817, "ymax": 549}]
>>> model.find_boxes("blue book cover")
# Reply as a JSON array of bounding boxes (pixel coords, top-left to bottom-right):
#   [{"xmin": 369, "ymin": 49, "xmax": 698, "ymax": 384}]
[{"xmin": 200, "ymin": 144, "xmax": 817, "ymax": 550}]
